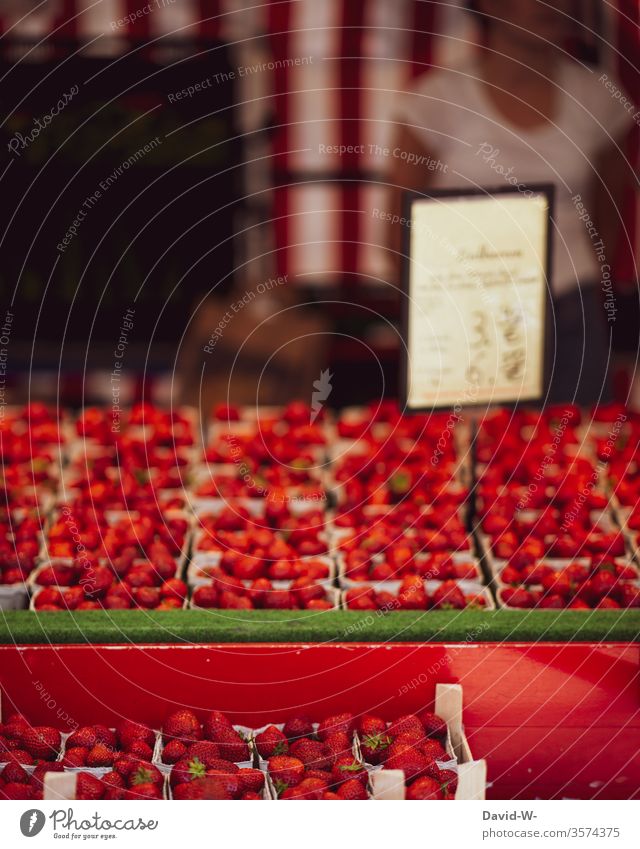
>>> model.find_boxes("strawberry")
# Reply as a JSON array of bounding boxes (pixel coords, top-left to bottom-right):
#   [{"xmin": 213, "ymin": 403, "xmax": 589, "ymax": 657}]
[
  {"xmin": 128, "ymin": 761, "xmax": 163, "ymax": 789},
  {"xmin": 238, "ymin": 768, "xmax": 265, "ymax": 793},
  {"xmin": 295, "ymin": 777, "xmax": 329, "ymax": 799},
  {"xmin": 126, "ymin": 782, "xmax": 162, "ymax": 800},
  {"xmin": 1, "ymin": 760, "xmax": 30, "ymax": 783},
  {"xmin": 331, "ymin": 754, "xmax": 367, "ymax": 787},
  {"xmin": 126, "ymin": 740, "xmax": 154, "ymax": 760},
  {"xmin": 337, "ymin": 778, "xmax": 368, "ymax": 800},
  {"xmin": 268, "ymin": 755, "xmax": 305, "ymax": 790},
  {"xmin": 116, "ymin": 719, "xmax": 155, "ymax": 750},
  {"xmin": 163, "ymin": 709, "xmax": 202, "ymax": 744},
  {"xmin": 303, "ymin": 769, "xmax": 333, "ymax": 782},
  {"xmin": 104, "ymin": 787, "xmax": 126, "ymax": 800},
  {"xmin": 63, "ymin": 746, "xmax": 88, "ymax": 767},
  {"xmin": 406, "ymin": 775, "xmax": 443, "ymax": 800},
  {"xmin": 358, "ymin": 714, "xmax": 387, "ymax": 737},
  {"xmin": 3, "ymin": 749, "xmax": 33, "ymax": 765},
  {"xmin": 67, "ymin": 726, "xmax": 100, "ymax": 749},
  {"xmin": 213, "ymin": 727, "xmax": 249, "ymax": 762},
  {"xmin": 202, "ymin": 710, "xmax": 232, "ymax": 740},
  {"xmin": 289, "ymin": 739, "xmax": 332, "ymax": 771},
  {"xmin": 422, "ymin": 739, "xmax": 447, "ymax": 762},
  {"xmin": 387, "ymin": 714, "xmax": 423, "ymax": 741},
  {"xmin": 1, "ymin": 782, "xmax": 35, "ymax": 800},
  {"xmin": 21, "ymin": 726, "xmax": 61, "ymax": 761},
  {"xmin": 173, "ymin": 777, "xmax": 230, "ymax": 800},
  {"xmin": 91, "ymin": 725, "xmax": 116, "ymax": 747},
  {"xmin": 323, "ymin": 731, "xmax": 352, "ymax": 761},
  {"xmin": 170, "ymin": 757, "xmax": 208, "ymax": 787},
  {"xmin": 162, "ymin": 739, "xmax": 187, "ymax": 764},
  {"xmin": 241, "ymin": 791, "xmax": 262, "ymax": 800},
  {"xmin": 360, "ymin": 733, "xmax": 392, "ymax": 765},
  {"xmin": 76, "ymin": 771, "xmax": 104, "ymax": 800},
  {"xmin": 418, "ymin": 711, "xmax": 448, "ymax": 740},
  {"xmin": 102, "ymin": 771, "xmax": 125, "ymax": 789},
  {"xmin": 255, "ymin": 725, "xmax": 288, "ymax": 758},
  {"xmin": 86, "ymin": 743, "xmax": 115, "ymax": 768},
  {"xmin": 317, "ymin": 713, "xmax": 355, "ymax": 742},
  {"xmin": 385, "ymin": 742, "xmax": 429, "ymax": 780},
  {"xmin": 185, "ymin": 741, "xmax": 221, "ymax": 768},
  {"xmin": 436, "ymin": 767, "xmax": 458, "ymax": 797},
  {"xmin": 282, "ymin": 715, "xmax": 314, "ymax": 741},
  {"xmin": 322, "ymin": 791, "xmax": 340, "ymax": 800},
  {"xmin": 431, "ymin": 581, "xmax": 466, "ymax": 609},
  {"xmin": 204, "ymin": 768, "xmax": 241, "ymax": 799}
]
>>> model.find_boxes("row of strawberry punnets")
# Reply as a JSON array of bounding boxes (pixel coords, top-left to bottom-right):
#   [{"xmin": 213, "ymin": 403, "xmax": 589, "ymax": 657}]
[
  {"xmin": 474, "ymin": 406, "xmax": 640, "ymax": 610},
  {"xmin": 1, "ymin": 686, "xmax": 484, "ymax": 800}
]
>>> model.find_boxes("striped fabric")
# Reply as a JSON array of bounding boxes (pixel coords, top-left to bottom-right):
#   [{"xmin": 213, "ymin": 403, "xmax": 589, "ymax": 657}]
[{"xmin": 0, "ymin": 0, "xmax": 637, "ymax": 288}]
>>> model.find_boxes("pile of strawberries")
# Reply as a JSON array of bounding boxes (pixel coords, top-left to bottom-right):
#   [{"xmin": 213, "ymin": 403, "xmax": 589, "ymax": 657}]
[
  {"xmin": 191, "ymin": 569, "xmax": 334, "ymax": 611},
  {"xmin": 0, "ymin": 511, "xmax": 44, "ymax": 585},
  {"xmin": 345, "ymin": 578, "xmax": 487, "ymax": 611},
  {"xmin": 255, "ymin": 709, "xmax": 455, "ymax": 800},
  {"xmin": 500, "ymin": 556, "xmax": 640, "ymax": 609}
]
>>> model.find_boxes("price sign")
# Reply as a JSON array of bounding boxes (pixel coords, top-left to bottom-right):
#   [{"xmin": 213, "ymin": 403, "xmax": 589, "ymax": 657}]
[{"xmin": 400, "ymin": 186, "xmax": 553, "ymax": 410}]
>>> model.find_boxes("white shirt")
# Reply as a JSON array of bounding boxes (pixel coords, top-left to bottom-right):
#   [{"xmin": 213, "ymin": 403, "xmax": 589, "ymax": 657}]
[{"xmin": 395, "ymin": 60, "xmax": 635, "ymax": 296}]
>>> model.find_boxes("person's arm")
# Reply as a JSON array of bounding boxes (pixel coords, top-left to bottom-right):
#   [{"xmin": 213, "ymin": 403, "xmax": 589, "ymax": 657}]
[
  {"xmin": 590, "ymin": 133, "xmax": 633, "ymax": 277},
  {"xmin": 386, "ymin": 124, "xmax": 439, "ymax": 285}
]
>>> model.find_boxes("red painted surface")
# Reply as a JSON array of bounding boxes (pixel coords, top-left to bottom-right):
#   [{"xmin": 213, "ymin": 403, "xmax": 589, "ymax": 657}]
[{"xmin": 0, "ymin": 642, "xmax": 638, "ymax": 799}]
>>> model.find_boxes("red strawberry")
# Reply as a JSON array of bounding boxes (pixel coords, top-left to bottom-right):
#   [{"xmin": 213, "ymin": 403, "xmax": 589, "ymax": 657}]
[
  {"xmin": 406, "ymin": 775, "xmax": 443, "ymax": 800},
  {"xmin": 185, "ymin": 742, "xmax": 221, "ymax": 768},
  {"xmin": 63, "ymin": 746, "xmax": 88, "ymax": 767},
  {"xmin": 418, "ymin": 711, "xmax": 448, "ymax": 740},
  {"xmin": 21, "ymin": 726, "xmax": 61, "ymax": 761},
  {"xmin": 282, "ymin": 715, "xmax": 314, "ymax": 741},
  {"xmin": 317, "ymin": 713, "xmax": 355, "ymax": 742},
  {"xmin": 204, "ymin": 768, "xmax": 241, "ymax": 799},
  {"xmin": 76, "ymin": 771, "xmax": 104, "ymax": 800},
  {"xmin": 289, "ymin": 739, "xmax": 332, "ymax": 771},
  {"xmin": 422, "ymin": 739, "xmax": 447, "ymax": 762},
  {"xmin": 241, "ymin": 791, "xmax": 262, "ymax": 800},
  {"xmin": 268, "ymin": 755, "xmax": 305, "ymax": 790},
  {"xmin": 126, "ymin": 782, "xmax": 162, "ymax": 800},
  {"xmin": 331, "ymin": 754, "xmax": 367, "ymax": 787},
  {"xmin": 255, "ymin": 725, "xmax": 288, "ymax": 758},
  {"xmin": 0, "ymin": 782, "xmax": 35, "ymax": 800},
  {"xmin": 104, "ymin": 787, "xmax": 126, "ymax": 800},
  {"xmin": 387, "ymin": 714, "xmax": 423, "ymax": 741},
  {"xmin": 173, "ymin": 777, "xmax": 230, "ymax": 800},
  {"xmin": 294, "ymin": 777, "xmax": 329, "ymax": 799},
  {"xmin": 202, "ymin": 710, "xmax": 232, "ymax": 740},
  {"xmin": 163, "ymin": 709, "xmax": 202, "ymax": 744},
  {"xmin": 67, "ymin": 726, "xmax": 100, "ymax": 749},
  {"xmin": 323, "ymin": 731, "xmax": 352, "ymax": 761},
  {"xmin": 92, "ymin": 725, "xmax": 117, "ymax": 748},
  {"xmin": 1, "ymin": 760, "xmax": 30, "ymax": 783},
  {"xmin": 162, "ymin": 739, "xmax": 187, "ymax": 764},
  {"xmin": 86, "ymin": 743, "xmax": 114, "ymax": 768},
  {"xmin": 127, "ymin": 761, "xmax": 163, "ymax": 789},
  {"xmin": 337, "ymin": 777, "xmax": 368, "ymax": 799},
  {"xmin": 170, "ymin": 757, "xmax": 208, "ymax": 787},
  {"xmin": 385, "ymin": 742, "xmax": 429, "ymax": 780},
  {"xmin": 213, "ymin": 726, "xmax": 249, "ymax": 762},
  {"xmin": 437, "ymin": 767, "xmax": 458, "ymax": 797},
  {"xmin": 431, "ymin": 580, "xmax": 466, "ymax": 609},
  {"xmin": 116, "ymin": 719, "xmax": 155, "ymax": 750},
  {"xmin": 102, "ymin": 771, "xmax": 125, "ymax": 789},
  {"xmin": 238, "ymin": 768, "xmax": 265, "ymax": 793},
  {"xmin": 3, "ymin": 749, "xmax": 33, "ymax": 765},
  {"xmin": 126, "ymin": 740, "xmax": 154, "ymax": 760},
  {"xmin": 358, "ymin": 714, "xmax": 387, "ymax": 737},
  {"xmin": 360, "ymin": 733, "xmax": 392, "ymax": 765},
  {"xmin": 322, "ymin": 791, "xmax": 340, "ymax": 800}
]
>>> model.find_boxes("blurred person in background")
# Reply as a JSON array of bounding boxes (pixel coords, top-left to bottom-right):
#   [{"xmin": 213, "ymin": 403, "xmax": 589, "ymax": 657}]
[{"xmin": 390, "ymin": 0, "xmax": 636, "ymax": 405}]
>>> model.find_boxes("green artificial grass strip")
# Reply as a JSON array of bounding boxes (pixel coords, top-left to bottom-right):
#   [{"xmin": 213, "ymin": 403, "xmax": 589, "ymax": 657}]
[{"xmin": 0, "ymin": 608, "xmax": 638, "ymax": 644}]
